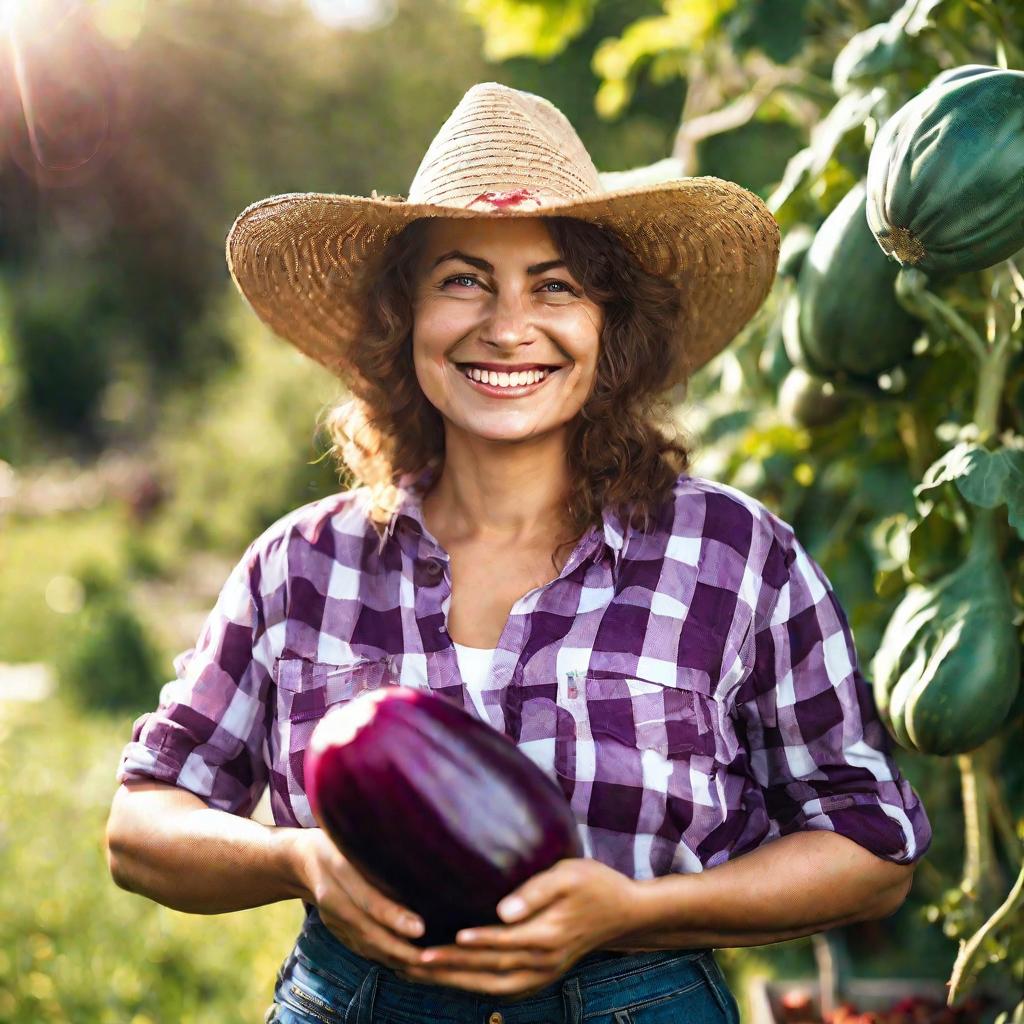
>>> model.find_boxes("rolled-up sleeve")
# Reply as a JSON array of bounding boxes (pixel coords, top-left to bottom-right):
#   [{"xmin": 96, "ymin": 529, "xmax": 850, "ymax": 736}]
[
  {"xmin": 115, "ymin": 539, "xmax": 272, "ymax": 817},
  {"xmin": 731, "ymin": 533, "xmax": 933, "ymax": 865}
]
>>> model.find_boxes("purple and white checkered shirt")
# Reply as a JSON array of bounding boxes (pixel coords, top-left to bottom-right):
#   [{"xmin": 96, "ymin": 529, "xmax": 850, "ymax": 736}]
[{"xmin": 116, "ymin": 466, "xmax": 932, "ymax": 878}]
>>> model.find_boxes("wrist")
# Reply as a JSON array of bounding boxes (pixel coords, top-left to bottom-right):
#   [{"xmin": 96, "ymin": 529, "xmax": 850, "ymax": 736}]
[
  {"xmin": 622, "ymin": 873, "xmax": 701, "ymax": 940},
  {"xmin": 275, "ymin": 826, "xmax": 313, "ymax": 902}
]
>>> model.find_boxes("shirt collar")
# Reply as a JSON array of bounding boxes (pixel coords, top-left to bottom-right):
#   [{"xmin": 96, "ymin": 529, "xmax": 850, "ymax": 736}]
[{"xmin": 377, "ymin": 464, "xmax": 627, "ymax": 580}]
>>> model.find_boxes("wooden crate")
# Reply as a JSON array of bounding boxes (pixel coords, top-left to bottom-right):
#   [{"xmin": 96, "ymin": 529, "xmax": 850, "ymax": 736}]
[{"xmin": 746, "ymin": 975, "xmax": 965, "ymax": 1024}]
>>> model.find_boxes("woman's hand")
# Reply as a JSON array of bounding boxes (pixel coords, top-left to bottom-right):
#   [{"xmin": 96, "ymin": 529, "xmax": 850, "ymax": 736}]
[
  {"xmin": 289, "ymin": 828, "xmax": 427, "ymax": 972},
  {"xmin": 395, "ymin": 858, "xmax": 643, "ymax": 998}
]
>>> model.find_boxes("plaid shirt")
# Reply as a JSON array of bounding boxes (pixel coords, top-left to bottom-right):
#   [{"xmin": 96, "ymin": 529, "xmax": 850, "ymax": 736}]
[{"xmin": 116, "ymin": 466, "xmax": 932, "ymax": 879}]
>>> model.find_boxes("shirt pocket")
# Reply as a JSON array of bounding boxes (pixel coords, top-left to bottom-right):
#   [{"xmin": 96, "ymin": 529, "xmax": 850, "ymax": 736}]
[
  {"xmin": 580, "ymin": 668, "xmax": 719, "ymax": 763},
  {"xmin": 274, "ymin": 655, "xmax": 397, "ymax": 813}
]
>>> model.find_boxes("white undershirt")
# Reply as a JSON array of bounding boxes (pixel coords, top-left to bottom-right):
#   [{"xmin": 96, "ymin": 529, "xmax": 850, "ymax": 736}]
[{"xmin": 452, "ymin": 641, "xmax": 497, "ymax": 719}]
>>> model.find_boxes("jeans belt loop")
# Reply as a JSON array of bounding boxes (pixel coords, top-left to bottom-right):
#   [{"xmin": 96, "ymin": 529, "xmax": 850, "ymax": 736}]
[
  {"xmin": 347, "ymin": 964, "xmax": 381, "ymax": 1024},
  {"xmin": 561, "ymin": 973, "xmax": 584, "ymax": 1024}
]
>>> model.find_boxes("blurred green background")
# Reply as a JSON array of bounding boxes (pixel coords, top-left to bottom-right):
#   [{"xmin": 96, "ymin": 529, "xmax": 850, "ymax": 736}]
[{"xmin": 1, "ymin": 0, "xmax": 1021, "ymax": 1021}]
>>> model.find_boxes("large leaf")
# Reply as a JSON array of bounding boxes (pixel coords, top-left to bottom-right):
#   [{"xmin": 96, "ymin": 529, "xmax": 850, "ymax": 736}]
[{"xmin": 914, "ymin": 441, "xmax": 1024, "ymax": 539}]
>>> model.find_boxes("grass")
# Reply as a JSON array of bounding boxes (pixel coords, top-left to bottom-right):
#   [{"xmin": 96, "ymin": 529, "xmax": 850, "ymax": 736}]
[
  {"xmin": 0, "ymin": 505, "xmax": 131, "ymax": 664},
  {"xmin": 0, "ymin": 694, "xmax": 302, "ymax": 1024}
]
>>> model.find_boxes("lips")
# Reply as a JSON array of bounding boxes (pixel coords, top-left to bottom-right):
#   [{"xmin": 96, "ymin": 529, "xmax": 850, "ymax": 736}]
[
  {"xmin": 454, "ymin": 363, "xmax": 562, "ymax": 372},
  {"xmin": 456, "ymin": 364, "xmax": 562, "ymax": 397}
]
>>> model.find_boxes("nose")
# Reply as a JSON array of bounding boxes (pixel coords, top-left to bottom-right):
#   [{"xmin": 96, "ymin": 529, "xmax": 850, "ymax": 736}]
[{"xmin": 480, "ymin": 286, "xmax": 535, "ymax": 349}]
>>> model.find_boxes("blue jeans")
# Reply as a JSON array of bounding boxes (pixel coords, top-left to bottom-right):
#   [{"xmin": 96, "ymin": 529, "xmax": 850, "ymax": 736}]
[{"xmin": 266, "ymin": 904, "xmax": 740, "ymax": 1024}]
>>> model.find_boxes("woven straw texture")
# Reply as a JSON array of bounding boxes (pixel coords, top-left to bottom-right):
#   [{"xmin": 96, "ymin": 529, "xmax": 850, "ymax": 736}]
[{"xmin": 225, "ymin": 82, "xmax": 781, "ymax": 386}]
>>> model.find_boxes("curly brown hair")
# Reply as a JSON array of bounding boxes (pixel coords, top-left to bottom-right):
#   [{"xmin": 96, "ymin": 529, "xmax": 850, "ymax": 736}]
[{"xmin": 318, "ymin": 215, "xmax": 696, "ymax": 572}]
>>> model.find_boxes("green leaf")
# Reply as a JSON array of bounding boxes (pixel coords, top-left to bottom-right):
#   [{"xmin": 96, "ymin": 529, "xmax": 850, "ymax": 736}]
[
  {"xmin": 458, "ymin": 0, "xmax": 596, "ymax": 61},
  {"xmin": 914, "ymin": 442, "xmax": 1024, "ymax": 539},
  {"xmin": 957, "ymin": 446, "xmax": 1024, "ymax": 539},
  {"xmin": 914, "ymin": 441, "xmax": 980, "ymax": 498},
  {"xmin": 592, "ymin": 0, "xmax": 737, "ymax": 116}
]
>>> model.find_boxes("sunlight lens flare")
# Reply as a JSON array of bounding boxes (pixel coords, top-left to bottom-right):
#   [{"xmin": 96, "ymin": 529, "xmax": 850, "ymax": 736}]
[
  {"xmin": 1, "ymin": 0, "xmax": 24, "ymax": 33},
  {"xmin": 1, "ymin": 0, "xmax": 115, "ymax": 183}
]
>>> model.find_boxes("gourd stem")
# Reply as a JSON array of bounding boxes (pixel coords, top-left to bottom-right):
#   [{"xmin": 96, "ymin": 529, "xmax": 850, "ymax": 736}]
[
  {"xmin": 894, "ymin": 269, "xmax": 988, "ymax": 363},
  {"xmin": 948, "ymin": 261, "xmax": 1017, "ymax": 1003},
  {"xmin": 956, "ymin": 740, "xmax": 1001, "ymax": 916},
  {"xmin": 974, "ymin": 266, "xmax": 1018, "ymax": 446},
  {"xmin": 947, "ymin": 858, "xmax": 1024, "ymax": 1006}
]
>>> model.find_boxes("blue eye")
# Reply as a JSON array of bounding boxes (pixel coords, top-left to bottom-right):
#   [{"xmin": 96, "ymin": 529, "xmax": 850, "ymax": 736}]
[{"xmin": 441, "ymin": 275, "xmax": 575, "ymax": 294}]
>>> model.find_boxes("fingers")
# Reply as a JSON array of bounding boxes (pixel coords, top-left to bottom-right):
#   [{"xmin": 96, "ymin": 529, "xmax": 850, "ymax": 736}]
[
  {"xmin": 353, "ymin": 914, "xmax": 427, "ymax": 969},
  {"xmin": 416, "ymin": 945, "xmax": 563, "ymax": 973},
  {"xmin": 319, "ymin": 906, "xmax": 425, "ymax": 970},
  {"xmin": 336, "ymin": 859, "xmax": 425, "ymax": 940},
  {"xmin": 493, "ymin": 858, "xmax": 581, "ymax": 924}
]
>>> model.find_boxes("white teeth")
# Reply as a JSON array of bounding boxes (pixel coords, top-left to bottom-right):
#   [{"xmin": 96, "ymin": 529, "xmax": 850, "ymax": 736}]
[{"xmin": 461, "ymin": 366, "xmax": 551, "ymax": 387}]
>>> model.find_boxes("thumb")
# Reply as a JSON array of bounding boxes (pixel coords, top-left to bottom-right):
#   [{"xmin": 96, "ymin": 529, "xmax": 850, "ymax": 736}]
[{"xmin": 497, "ymin": 859, "xmax": 576, "ymax": 922}]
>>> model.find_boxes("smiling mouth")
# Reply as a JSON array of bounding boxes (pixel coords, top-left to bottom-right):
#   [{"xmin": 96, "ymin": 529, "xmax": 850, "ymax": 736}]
[{"xmin": 453, "ymin": 362, "xmax": 567, "ymax": 394}]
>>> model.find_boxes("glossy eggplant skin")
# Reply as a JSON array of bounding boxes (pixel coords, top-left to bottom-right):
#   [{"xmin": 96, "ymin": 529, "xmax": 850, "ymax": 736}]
[{"xmin": 305, "ymin": 687, "xmax": 584, "ymax": 947}]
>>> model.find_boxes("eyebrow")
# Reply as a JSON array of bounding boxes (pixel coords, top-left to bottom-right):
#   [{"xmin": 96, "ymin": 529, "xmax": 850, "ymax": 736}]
[{"xmin": 431, "ymin": 250, "xmax": 567, "ymax": 275}]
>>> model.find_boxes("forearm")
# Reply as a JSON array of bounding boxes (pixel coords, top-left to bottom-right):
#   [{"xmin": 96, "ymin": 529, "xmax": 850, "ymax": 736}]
[
  {"xmin": 604, "ymin": 831, "xmax": 913, "ymax": 952},
  {"xmin": 106, "ymin": 781, "xmax": 306, "ymax": 914}
]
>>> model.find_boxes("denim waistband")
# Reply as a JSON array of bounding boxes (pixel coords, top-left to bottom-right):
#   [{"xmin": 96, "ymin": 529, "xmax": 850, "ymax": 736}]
[{"xmin": 289, "ymin": 902, "xmax": 721, "ymax": 1023}]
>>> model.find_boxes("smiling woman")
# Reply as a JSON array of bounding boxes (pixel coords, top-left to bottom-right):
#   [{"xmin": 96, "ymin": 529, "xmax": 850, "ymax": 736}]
[
  {"xmin": 324, "ymin": 211, "xmax": 691, "ymax": 577},
  {"xmin": 108, "ymin": 80, "xmax": 932, "ymax": 1024}
]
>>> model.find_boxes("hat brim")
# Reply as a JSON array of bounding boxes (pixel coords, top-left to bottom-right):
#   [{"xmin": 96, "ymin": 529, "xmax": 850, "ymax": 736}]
[{"xmin": 224, "ymin": 176, "xmax": 780, "ymax": 384}]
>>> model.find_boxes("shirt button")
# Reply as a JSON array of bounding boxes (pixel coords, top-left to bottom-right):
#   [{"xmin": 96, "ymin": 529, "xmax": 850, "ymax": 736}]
[
  {"xmin": 423, "ymin": 559, "xmax": 443, "ymax": 580},
  {"xmin": 488, "ymin": 1014, "xmax": 504, "ymax": 1024}
]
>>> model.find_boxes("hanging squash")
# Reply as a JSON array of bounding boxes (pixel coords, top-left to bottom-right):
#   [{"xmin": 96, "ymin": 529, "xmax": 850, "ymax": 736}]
[
  {"xmin": 778, "ymin": 366, "xmax": 850, "ymax": 428},
  {"xmin": 866, "ymin": 67, "xmax": 1024, "ymax": 278},
  {"xmin": 871, "ymin": 512, "xmax": 1021, "ymax": 756},
  {"xmin": 794, "ymin": 181, "xmax": 922, "ymax": 383}
]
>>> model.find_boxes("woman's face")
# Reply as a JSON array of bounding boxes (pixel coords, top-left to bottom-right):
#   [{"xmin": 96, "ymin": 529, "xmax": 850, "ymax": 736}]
[{"xmin": 410, "ymin": 217, "xmax": 604, "ymax": 445}]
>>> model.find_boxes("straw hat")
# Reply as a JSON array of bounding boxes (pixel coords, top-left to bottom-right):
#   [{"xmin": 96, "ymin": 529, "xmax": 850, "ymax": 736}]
[{"xmin": 225, "ymin": 81, "xmax": 780, "ymax": 387}]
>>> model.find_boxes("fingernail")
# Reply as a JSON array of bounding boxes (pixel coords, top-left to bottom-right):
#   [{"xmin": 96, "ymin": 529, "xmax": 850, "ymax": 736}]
[
  {"xmin": 404, "ymin": 917, "xmax": 423, "ymax": 936},
  {"xmin": 420, "ymin": 950, "xmax": 438, "ymax": 962},
  {"xmin": 498, "ymin": 897, "xmax": 525, "ymax": 920}
]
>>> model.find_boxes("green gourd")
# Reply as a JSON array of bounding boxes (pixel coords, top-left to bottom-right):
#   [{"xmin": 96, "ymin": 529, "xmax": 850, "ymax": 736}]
[
  {"xmin": 871, "ymin": 512, "xmax": 1021, "ymax": 756},
  {"xmin": 795, "ymin": 181, "xmax": 922, "ymax": 383},
  {"xmin": 866, "ymin": 67, "xmax": 1024, "ymax": 279},
  {"xmin": 778, "ymin": 366, "xmax": 850, "ymax": 429},
  {"xmin": 927, "ymin": 64, "xmax": 1002, "ymax": 89}
]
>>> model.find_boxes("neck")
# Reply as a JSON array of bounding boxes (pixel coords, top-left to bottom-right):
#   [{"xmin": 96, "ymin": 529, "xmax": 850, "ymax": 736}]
[{"xmin": 421, "ymin": 434, "xmax": 573, "ymax": 547}]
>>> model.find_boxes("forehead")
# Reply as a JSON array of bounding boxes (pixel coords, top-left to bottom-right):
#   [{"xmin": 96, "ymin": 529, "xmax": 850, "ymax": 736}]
[{"xmin": 418, "ymin": 216, "xmax": 558, "ymax": 259}]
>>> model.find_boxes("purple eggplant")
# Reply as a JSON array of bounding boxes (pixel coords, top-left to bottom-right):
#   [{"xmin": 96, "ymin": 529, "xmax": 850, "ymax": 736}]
[{"xmin": 305, "ymin": 687, "xmax": 583, "ymax": 947}]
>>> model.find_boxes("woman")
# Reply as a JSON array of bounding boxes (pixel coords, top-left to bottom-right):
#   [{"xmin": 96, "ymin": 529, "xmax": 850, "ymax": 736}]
[{"xmin": 106, "ymin": 82, "xmax": 933, "ymax": 1024}]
